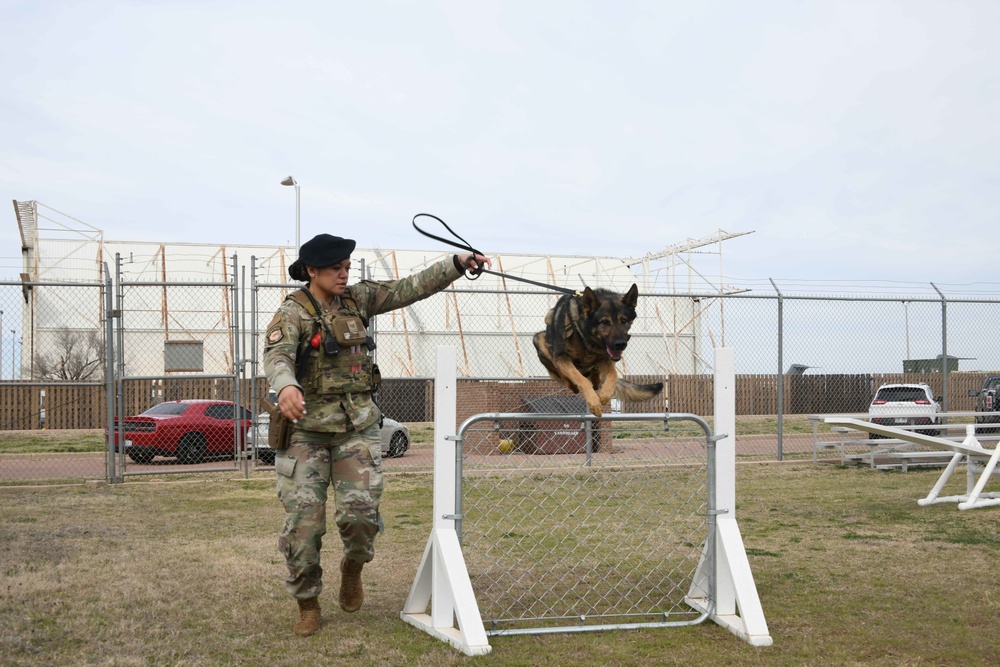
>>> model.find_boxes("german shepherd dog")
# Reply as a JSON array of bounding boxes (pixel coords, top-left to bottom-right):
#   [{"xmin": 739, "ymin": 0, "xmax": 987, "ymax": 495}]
[{"xmin": 533, "ymin": 283, "xmax": 664, "ymax": 418}]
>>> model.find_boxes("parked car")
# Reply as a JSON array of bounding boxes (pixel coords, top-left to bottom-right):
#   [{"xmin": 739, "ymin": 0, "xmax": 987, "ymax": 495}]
[
  {"xmin": 249, "ymin": 412, "xmax": 411, "ymax": 465},
  {"xmin": 109, "ymin": 400, "xmax": 253, "ymax": 464},
  {"xmin": 968, "ymin": 375, "xmax": 1000, "ymax": 433},
  {"xmin": 868, "ymin": 382, "xmax": 941, "ymax": 438}
]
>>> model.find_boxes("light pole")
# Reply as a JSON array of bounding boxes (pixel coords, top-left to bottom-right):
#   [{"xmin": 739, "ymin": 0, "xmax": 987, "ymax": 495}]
[
  {"xmin": 280, "ymin": 176, "xmax": 301, "ymax": 252},
  {"xmin": 10, "ymin": 329, "xmax": 15, "ymax": 380}
]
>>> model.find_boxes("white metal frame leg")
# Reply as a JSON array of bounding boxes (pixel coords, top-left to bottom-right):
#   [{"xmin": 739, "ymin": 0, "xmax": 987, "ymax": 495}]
[
  {"xmin": 913, "ymin": 426, "xmax": 1000, "ymax": 510},
  {"xmin": 917, "ymin": 452, "xmax": 966, "ymax": 507},
  {"xmin": 959, "ymin": 442, "xmax": 1000, "ymax": 510}
]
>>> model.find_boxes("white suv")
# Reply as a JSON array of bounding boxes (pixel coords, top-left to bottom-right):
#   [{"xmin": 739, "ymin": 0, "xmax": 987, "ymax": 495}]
[{"xmin": 868, "ymin": 383, "xmax": 941, "ymax": 437}]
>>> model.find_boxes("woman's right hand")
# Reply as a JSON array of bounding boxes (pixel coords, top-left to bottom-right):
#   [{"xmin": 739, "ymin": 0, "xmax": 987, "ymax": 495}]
[{"xmin": 278, "ymin": 386, "xmax": 307, "ymax": 421}]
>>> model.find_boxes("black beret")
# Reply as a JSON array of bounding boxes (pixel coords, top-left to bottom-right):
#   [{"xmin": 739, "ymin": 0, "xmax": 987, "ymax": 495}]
[{"xmin": 299, "ymin": 234, "xmax": 356, "ymax": 268}]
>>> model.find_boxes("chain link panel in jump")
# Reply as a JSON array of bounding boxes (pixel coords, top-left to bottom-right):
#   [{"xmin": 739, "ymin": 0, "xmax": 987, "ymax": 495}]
[{"xmin": 456, "ymin": 409, "xmax": 712, "ymax": 634}]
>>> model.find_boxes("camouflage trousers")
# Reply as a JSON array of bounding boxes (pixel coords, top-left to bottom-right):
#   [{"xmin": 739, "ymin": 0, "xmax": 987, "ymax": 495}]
[{"xmin": 275, "ymin": 423, "xmax": 384, "ymax": 600}]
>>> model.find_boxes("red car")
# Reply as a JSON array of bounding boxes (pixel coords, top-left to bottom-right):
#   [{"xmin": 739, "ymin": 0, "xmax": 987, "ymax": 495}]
[{"xmin": 110, "ymin": 400, "xmax": 253, "ymax": 464}]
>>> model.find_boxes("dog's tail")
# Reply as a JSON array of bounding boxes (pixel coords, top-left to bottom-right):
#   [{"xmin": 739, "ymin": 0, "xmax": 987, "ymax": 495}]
[{"xmin": 613, "ymin": 379, "xmax": 665, "ymax": 403}]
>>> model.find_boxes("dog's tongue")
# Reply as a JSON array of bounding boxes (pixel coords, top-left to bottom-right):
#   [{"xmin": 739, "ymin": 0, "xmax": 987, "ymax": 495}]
[{"xmin": 607, "ymin": 347, "xmax": 622, "ymax": 361}]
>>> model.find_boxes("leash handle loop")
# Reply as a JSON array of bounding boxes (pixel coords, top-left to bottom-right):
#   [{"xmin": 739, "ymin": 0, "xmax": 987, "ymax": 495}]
[
  {"xmin": 412, "ymin": 213, "xmax": 485, "ymax": 279},
  {"xmin": 410, "ymin": 212, "xmax": 578, "ymax": 295}
]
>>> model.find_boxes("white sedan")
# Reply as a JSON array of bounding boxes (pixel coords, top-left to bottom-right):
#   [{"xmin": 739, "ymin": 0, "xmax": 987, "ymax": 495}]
[{"xmin": 247, "ymin": 415, "xmax": 410, "ymax": 465}]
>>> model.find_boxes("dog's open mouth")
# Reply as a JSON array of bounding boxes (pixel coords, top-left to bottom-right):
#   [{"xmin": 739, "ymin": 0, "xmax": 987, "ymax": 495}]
[{"xmin": 607, "ymin": 347, "xmax": 623, "ymax": 362}]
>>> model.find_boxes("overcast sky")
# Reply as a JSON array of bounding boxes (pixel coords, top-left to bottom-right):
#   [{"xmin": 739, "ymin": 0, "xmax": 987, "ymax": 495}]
[{"xmin": 2, "ymin": 1, "xmax": 998, "ymax": 292}]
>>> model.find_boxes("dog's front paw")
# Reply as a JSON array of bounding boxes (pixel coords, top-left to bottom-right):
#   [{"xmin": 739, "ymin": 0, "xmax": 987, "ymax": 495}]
[{"xmin": 586, "ymin": 400, "xmax": 603, "ymax": 419}]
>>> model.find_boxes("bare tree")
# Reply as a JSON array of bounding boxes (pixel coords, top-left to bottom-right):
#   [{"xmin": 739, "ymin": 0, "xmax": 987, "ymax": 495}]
[{"xmin": 34, "ymin": 328, "xmax": 106, "ymax": 381}]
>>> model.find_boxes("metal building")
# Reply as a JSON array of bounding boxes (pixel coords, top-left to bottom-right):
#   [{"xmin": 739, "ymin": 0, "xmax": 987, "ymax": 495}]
[{"xmin": 12, "ymin": 200, "xmax": 747, "ymax": 380}]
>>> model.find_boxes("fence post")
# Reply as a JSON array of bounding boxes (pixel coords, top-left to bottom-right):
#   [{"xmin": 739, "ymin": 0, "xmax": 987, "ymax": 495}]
[
  {"xmin": 103, "ymin": 265, "xmax": 117, "ymax": 483},
  {"xmin": 769, "ymin": 279, "xmax": 784, "ymax": 460},
  {"xmin": 931, "ymin": 283, "xmax": 948, "ymax": 415},
  {"xmin": 115, "ymin": 254, "xmax": 127, "ymax": 482}
]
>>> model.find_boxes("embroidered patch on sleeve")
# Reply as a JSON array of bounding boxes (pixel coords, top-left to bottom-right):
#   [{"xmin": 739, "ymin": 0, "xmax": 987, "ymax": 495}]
[{"xmin": 266, "ymin": 325, "xmax": 284, "ymax": 344}]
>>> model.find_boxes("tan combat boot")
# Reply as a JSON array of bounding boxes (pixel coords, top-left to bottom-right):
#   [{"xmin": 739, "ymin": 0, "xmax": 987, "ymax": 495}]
[
  {"xmin": 294, "ymin": 597, "xmax": 321, "ymax": 637},
  {"xmin": 339, "ymin": 557, "xmax": 365, "ymax": 612}
]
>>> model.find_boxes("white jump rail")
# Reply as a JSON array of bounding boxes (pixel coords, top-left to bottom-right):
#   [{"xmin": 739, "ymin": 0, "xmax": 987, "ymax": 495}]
[{"xmin": 824, "ymin": 418, "xmax": 1000, "ymax": 510}]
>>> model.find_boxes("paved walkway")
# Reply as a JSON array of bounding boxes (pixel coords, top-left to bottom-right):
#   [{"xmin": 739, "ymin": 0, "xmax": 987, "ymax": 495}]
[{"xmin": 0, "ymin": 433, "xmax": 818, "ymax": 484}]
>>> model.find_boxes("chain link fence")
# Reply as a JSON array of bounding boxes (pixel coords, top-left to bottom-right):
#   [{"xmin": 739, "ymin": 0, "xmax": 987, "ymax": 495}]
[
  {"xmin": 0, "ymin": 277, "xmax": 109, "ymax": 484},
  {"xmin": 456, "ymin": 410, "xmax": 713, "ymax": 633},
  {"xmin": 110, "ymin": 254, "xmax": 250, "ymax": 480},
  {"xmin": 3, "ymin": 253, "xmax": 1000, "ymax": 485}
]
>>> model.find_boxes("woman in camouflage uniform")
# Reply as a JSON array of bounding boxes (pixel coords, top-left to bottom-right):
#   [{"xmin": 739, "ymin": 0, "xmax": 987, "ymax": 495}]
[{"xmin": 263, "ymin": 233, "xmax": 489, "ymax": 637}]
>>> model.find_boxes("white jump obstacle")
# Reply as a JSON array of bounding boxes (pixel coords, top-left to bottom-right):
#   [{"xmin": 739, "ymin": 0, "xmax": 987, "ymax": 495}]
[
  {"xmin": 399, "ymin": 346, "xmax": 491, "ymax": 656},
  {"xmin": 825, "ymin": 418, "xmax": 1000, "ymax": 510},
  {"xmin": 401, "ymin": 346, "xmax": 771, "ymax": 655}
]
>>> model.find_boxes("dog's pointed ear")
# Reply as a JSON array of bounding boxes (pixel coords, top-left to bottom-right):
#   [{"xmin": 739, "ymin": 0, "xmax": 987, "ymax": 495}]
[
  {"xmin": 622, "ymin": 283, "xmax": 639, "ymax": 308},
  {"xmin": 580, "ymin": 286, "xmax": 599, "ymax": 314}
]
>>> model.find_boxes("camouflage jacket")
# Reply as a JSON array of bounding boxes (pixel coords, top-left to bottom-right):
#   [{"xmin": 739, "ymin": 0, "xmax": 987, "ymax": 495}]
[{"xmin": 262, "ymin": 257, "xmax": 462, "ymax": 432}]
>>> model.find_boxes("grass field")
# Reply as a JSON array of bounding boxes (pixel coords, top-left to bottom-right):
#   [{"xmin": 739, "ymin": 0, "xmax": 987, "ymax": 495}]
[
  {"xmin": 3, "ymin": 462, "xmax": 1000, "ymax": 666},
  {"xmin": 0, "ymin": 429, "xmax": 108, "ymax": 454}
]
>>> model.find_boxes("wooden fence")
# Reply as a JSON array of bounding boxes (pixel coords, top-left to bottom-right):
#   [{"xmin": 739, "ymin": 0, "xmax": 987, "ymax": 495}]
[
  {"xmin": 0, "ymin": 372, "xmax": 994, "ymax": 430},
  {"xmin": 0, "ymin": 378, "xmax": 267, "ymax": 431},
  {"xmin": 666, "ymin": 372, "xmax": 991, "ymax": 417}
]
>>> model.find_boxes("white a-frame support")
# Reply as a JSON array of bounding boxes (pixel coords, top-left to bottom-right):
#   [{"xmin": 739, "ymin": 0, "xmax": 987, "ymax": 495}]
[
  {"xmin": 686, "ymin": 348, "xmax": 772, "ymax": 647},
  {"xmin": 823, "ymin": 419, "xmax": 1000, "ymax": 511},
  {"xmin": 400, "ymin": 346, "xmax": 491, "ymax": 656}
]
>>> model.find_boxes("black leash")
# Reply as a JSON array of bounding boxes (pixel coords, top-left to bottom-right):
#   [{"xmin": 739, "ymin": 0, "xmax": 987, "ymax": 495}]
[{"xmin": 411, "ymin": 213, "xmax": 579, "ymax": 296}]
